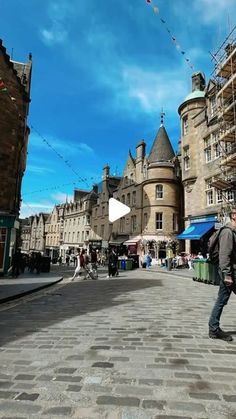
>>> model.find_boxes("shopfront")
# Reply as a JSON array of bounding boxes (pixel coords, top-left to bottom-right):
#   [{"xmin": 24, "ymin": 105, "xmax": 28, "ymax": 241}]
[
  {"xmin": 177, "ymin": 215, "xmax": 218, "ymax": 256},
  {"xmin": 0, "ymin": 215, "xmax": 16, "ymax": 276}
]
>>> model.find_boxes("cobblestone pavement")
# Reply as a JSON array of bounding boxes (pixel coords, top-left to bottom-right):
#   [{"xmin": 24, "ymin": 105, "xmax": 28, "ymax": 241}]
[{"xmin": 1, "ymin": 269, "xmax": 236, "ymax": 419}]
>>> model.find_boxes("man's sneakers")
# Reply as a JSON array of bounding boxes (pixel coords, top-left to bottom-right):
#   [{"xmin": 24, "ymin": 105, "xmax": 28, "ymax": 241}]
[{"xmin": 209, "ymin": 328, "xmax": 233, "ymax": 342}]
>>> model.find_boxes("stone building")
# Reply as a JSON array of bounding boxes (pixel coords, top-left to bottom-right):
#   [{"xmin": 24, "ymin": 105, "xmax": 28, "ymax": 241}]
[
  {"xmin": 19, "ymin": 217, "xmax": 32, "ymax": 253},
  {"xmin": 90, "ymin": 166, "xmax": 121, "ymax": 249},
  {"xmin": 60, "ymin": 188, "xmax": 98, "ymax": 259},
  {"xmin": 113, "ymin": 123, "xmax": 182, "ymax": 259},
  {"xmin": 45, "ymin": 204, "xmax": 65, "ymax": 261},
  {"xmin": 29, "ymin": 213, "xmax": 49, "ymax": 253},
  {"xmin": 178, "ymin": 64, "xmax": 235, "ymax": 254},
  {"xmin": 0, "ymin": 40, "xmax": 32, "ymax": 275}
]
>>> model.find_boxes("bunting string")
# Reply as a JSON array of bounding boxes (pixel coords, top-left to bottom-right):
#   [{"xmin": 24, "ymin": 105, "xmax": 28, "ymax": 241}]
[
  {"xmin": 22, "ymin": 177, "xmax": 101, "ymax": 197},
  {"xmin": 0, "ymin": 75, "xmax": 100, "ymax": 191},
  {"xmin": 145, "ymin": 0, "xmax": 195, "ymax": 70}
]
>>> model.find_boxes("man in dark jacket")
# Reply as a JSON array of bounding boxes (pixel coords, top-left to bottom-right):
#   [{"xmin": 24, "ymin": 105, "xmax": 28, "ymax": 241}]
[{"xmin": 209, "ymin": 207, "xmax": 236, "ymax": 341}]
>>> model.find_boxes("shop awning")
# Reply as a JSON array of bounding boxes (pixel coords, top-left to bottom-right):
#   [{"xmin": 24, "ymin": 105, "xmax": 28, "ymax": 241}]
[
  {"xmin": 177, "ymin": 221, "xmax": 215, "ymax": 240},
  {"xmin": 109, "ymin": 240, "xmax": 125, "ymax": 245},
  {"xmin": 124, "ymin": 237, "xmax": 140, "ymax": 245}
]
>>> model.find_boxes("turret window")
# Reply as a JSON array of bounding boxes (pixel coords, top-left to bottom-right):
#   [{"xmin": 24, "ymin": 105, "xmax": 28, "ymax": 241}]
[
  {"xmin": 156, "ymin": 184, "xmax": 163, "ymax": 199},
  {"xmin": 182, "ymin": 116, "xmax": 188, "ymax": 135},
  {"xmin": 183, "ymin": 146, "xmax": 190, "ymax": 170},
  {"xmin": 155, "ymin": 213, "xmax": 163, "ymax": 230}
]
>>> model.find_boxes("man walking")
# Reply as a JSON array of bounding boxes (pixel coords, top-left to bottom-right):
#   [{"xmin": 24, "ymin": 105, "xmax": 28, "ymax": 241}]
[{"xmin": 209, "ymin": 207, "xmax": 236, "ymax": 342}]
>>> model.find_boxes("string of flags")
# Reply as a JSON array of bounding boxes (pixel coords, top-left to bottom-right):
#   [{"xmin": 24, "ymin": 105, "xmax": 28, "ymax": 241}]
[
  {"xmin": 22, "ymin": 177, "xmax": 101, "ymax": 197},
  {"xmin": 145, "ymin": 0, "xmax": 194, "ymax": 70},
  {"xmin": 30, "ymin": 125, "xmax": 92, "ymax": 188},
  {"xmin": 0, "ymin": 76, "xmax": 98, "ymax": 191}
]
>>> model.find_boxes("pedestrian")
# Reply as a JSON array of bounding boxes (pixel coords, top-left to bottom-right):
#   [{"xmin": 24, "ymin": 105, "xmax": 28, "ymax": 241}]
[
  {"xmin": 11, "ymin": 248, "xmax": 22, "ymax": 278},
  {"xmin": 107, "ymin": 248, "xmax": 118, "ymax": 278},
  {"xmin": 71, "ymin": 249, "xmax": 82, "ymax": 280},
  {"xmin": 66, "ymin": 254, "xmax": 70, "ymax": 266},
  {"xmin": 209, "ymin": 207, "xmax": 236, "ymax": 342},
  {"xmin": 35, "ymin": 252, "xmax": 41, "ymax": 274},
  {"xmin": 145, "ymin": 252, "xmax": 152, "ymax": 269}
]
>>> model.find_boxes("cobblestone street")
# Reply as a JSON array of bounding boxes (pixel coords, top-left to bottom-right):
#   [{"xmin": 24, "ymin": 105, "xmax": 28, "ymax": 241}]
[{"xmin": 1, "ymin": 269, "xmax": 236, "ymax": 418}]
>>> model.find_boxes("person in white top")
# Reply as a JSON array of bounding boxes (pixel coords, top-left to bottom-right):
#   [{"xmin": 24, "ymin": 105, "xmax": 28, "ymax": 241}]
[{"xmin": 71, "ymin": 249, "xmax": 82, "ymax": 280}]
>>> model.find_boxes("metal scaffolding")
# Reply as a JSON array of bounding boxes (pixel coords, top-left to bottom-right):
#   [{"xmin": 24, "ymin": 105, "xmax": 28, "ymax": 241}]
[{"xmin": 210, "ymin": 26, "xmax": 236, "ymax": 217}]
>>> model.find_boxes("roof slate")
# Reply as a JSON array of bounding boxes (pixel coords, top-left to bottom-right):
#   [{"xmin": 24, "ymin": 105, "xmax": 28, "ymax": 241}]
[{"xmin": 149, "ymin": 125, "xmax": 175, "ymax": 163}]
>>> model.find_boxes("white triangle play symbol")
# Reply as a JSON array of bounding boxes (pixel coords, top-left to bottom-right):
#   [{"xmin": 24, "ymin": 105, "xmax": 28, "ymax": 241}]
[{"xmin": 109, "ymin": 198, "xmax": 131, "ymax": 223}]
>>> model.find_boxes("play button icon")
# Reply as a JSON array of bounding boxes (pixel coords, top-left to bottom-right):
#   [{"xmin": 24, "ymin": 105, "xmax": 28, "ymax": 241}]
[{"xmin": 108, "ymin": 198, "xmax": 131, "ymax": 223}]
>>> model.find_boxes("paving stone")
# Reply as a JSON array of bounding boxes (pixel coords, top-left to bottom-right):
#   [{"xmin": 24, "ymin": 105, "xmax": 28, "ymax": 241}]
[
  {"xmin": 43, "ymin": 406, "xmax": 73, "ymax": 415},
  {"xmin": 56, "ymin": 368, "xmax": 77, "ymax": 374},
  {"xmin": 115, "ymin": 385, "xmax": 153, "ymax": 396},
  {"xmin": 167, "ymin": 401, "xmax": 205, "ymax": 413},
  {"xmin": 90, "ymin": 346, "xmax": 111, "ymax": 350},
  {"xmin": 36, "ymin": 375, "xmax": 54, "ymax": 381},
  {"xmin": 66, "ymin": 385, "xmax": 82, "ymax": 392},
  {"xmin": 139, "ymin": 378, "xmax": 163, "ymax": 386},
  {"xmin": 0, "ymin": 381, "xmax": 13, "ymax": 389},
  {"xmin": 109, "ymin": 357, "xmax": 129, "ymax": 361},
  {"xmin": 0, "ymin": 390, "xmax": 19, "ymax": 399},
  {"xmin": 0, "ymin": 374, "xmax": 13, "ymax": 380},
  {"xmin": 153, "ymin": 416, "xmax": 191, "ymax": 419},
  {"xmin": 174, "ymin": 372, "xmax": 201, "ymax": 380},
  {"xmin": 168, "ymin": 358, "xmax": 189, "ymax": 365},
  {"xmin": 92, "ymin": 362, "xmax": 114, "ymax": 368},
  {"xmin": 65, "ymin": 355, "xmax": 84, "ymax": 360},
  {"xmin": 96, "ymin": 395, "xmax": 140, "ymax": 407},
  {"xmin": 189, "ymin": 392, "xmax": 220, "ymax": 400},
  {"xmin": 0, "ymin": 401, "xmax": 42, "ymax": 414},
  {"xmin": 142, "ymin": 399, "xmax": 166, "ymax": 409},
  {"xmin": 15, "ymin": 392, "xmax": 39, "ymax": 401},
  {"xmin": 223, "ymin": 395, "xmax": 236, "ymax": 402},
  {"xmin": 13, "ymin": 383, "xmax": 36, "ymax": 390},
  {"xmin": 212, "ymin": 367, "xmax": 236, "ymax": 373},
  {"xmin": 14, "ymin": 374, "xmax": 35, "ymax": 381},
  {"xmin": 53, "ymin": 375, "xmax": 82, "ymax": 382}
]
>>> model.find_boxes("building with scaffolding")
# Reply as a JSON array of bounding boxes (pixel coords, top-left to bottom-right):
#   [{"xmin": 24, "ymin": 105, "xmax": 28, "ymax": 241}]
[{"xmin": 177, "ymin": 28, "xmax": 236, "ymax": 255}]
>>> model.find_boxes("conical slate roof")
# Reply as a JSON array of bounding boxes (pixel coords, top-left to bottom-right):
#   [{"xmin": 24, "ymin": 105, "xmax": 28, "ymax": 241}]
[{"xmin": 149, "ymin": 125, "xmax": 175, "ymax": 163}]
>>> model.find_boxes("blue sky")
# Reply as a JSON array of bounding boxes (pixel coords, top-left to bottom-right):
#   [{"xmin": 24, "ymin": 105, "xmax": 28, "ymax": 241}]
[{"xmin": 1, "ymin": 0, "xmax": 235, "ymax": 217}]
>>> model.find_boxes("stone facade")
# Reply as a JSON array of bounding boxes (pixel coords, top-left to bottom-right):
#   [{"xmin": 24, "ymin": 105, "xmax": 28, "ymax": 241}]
[
  {"xmin": 29, "ymin": 213, "xmax": 49, "ymax": 253},
  {"xmin": 45, "ymin": 204, "xmax": 65, "ymax": 260},
  {"xmin": 178, "ymin": 68, "xmax": 236, "ymax": 254},
  {"xmin": 20, "ymin": 217, "xmax": 32, "ymax": 253},
  {"xmin": 0, "ymin": 40, "xmax": 32, "ymax": 274}
]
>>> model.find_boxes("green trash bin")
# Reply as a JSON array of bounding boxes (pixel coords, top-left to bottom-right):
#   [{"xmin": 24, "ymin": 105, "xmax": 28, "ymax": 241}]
[
  {"xmin": 126, "ymin": 259, "xmax": 133, "ymax": 270},
  {"xmin": 193, "ymin": 260, "xmax": 202, "ymax": 281}
]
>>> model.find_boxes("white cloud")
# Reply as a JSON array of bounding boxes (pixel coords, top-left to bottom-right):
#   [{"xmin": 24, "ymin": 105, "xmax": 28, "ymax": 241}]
[
  {"xmin": 40, "ymin": 26, "xmax": 67, "ymax": 46},
  {"xmin": 29, "ymin": 132, "xmax": 93, "ymax": 155},
  {"xmin": 20, "ymin": 202, "xmax": 54, "ymax": 218},
  {"xmin": 51, "ymin": 192, "xmax": 73, "ymax": 203},
  {"xmin": 27, "ymin": 165, "xmax": 55, "ymax": 174},
  {"xmin": 111, "ymin": 65, "xmax": 188, "ymax": 116},
  {"xmin": 193, "ymin": 0, "xmax": 235, "ymax": 23},
  {"xmin": 77, "ymin": 143, "xmax": 94, "ymax": 154},
  {"xmin": 39, "ymin": 0, "xmax": 75, "ymax": 46}
]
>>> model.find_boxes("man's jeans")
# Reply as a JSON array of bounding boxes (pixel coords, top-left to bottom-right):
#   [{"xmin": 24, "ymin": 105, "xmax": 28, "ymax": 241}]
[{"xmin": 209, "ymin": 269, "xmax": 236, "ymax": 332}]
